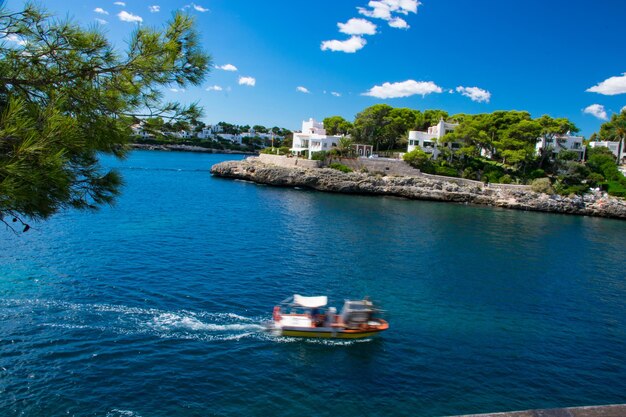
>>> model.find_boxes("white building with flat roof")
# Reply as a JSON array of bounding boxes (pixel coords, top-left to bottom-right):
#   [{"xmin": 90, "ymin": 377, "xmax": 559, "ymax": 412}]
[
  {"xmin": 291, "ymin": 118, "xmax": 341, "ymax": 159},
  {"xmin": 407, "ymin": 118, "xmax": 459, "ymax": 158},
  {"xmin": 536, "ymin": 133, "xmax": 585, "ymax": 160},
  {"xmin": 589, "ymin": 140, "xmax": 624, "ymax": 163}
]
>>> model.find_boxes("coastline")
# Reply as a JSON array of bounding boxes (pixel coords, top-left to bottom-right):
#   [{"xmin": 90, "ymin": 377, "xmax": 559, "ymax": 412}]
[
  {"xmin": 130, "ymin": 143, "xmax": 257, "ymax": 155},
  {"xmin": 210, "ymin": 157, "xmax": 626, "ymax": 220}
]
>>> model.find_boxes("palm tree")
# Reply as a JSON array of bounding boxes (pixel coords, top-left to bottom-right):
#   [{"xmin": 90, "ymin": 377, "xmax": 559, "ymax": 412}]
[{"xmin": 337, "ymin": 137, "xmax": 354, "ymax": 158}]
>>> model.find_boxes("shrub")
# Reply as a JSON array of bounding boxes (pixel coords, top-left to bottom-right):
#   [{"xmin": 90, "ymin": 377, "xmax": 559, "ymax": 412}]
[
  {"xmin": 403, "ymin": 149, "xmax": 432, "ymax": 169},
  {"xmin": 462, "ymin": 167, "xmax": 477, "ymax": 179},
  {"xmin": 498, "ymin": 174, "xmax": 512, "ymax": 184},
  {"xmin": 434, "ymin": 166, "xmax": 458, "ymax": 177},
  {"xmin": 556, "ymin": 184, "xmax": 589, "ymax": 196},
  {"xmin": 260, "ymin": 147, "xmax": 277, "ymax": 154},
  {"xmin": 327, "ymin": 148, "xmax": 340, "ymax": 158},
  {"xmin": 607, "ymin": 181, "xmax": 626, "ymax": 197},
  {"xmin": 482, "ymin": 171, "xmax": 501, "ymax": 184},
  {"xmin": 531, "ymin": 178, "xmax": 555, "ymax": 194},
  {"xmin": 586, "ymin": 173, "xmax": 605, "ymax": 186},
  {"xmin": 328, "ymin": 163, "xmax": 352, "ymax": 173},
  {"xmin": 528, "ymin": 169, "xmax": 545, "ymax": 179},
  {"xmin": 311, "ymin": 151, "xmax": 327, "ymax": 161}
]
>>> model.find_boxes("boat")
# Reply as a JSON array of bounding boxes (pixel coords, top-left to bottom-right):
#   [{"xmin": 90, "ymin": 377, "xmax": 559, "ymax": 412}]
[{"xmin": 266, "ymin": 294, "xmax": 389, "ymax": 339}]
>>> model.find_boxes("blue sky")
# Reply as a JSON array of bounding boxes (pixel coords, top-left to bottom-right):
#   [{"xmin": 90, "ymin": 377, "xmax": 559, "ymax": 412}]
[{"xmin": 5, "ymin": 0, "xmax": 626, "ymax": 136}]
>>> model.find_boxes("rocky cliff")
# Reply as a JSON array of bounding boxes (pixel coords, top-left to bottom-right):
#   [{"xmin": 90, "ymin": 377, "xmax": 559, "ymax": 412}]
[{"xmin": 210, "ymin": 159, "xmax": 626, "ymax": 220}]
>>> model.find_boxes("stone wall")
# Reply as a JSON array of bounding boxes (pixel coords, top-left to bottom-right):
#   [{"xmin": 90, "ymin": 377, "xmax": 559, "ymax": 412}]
[
  {"xmin": 259, "ymin": 154, "xmax": 530, "ymax": 192},
  {"xmin": 337, "ymin": 158, "xmax": 423, "ymax": 177},
  {"xmin": 411, "ymin": 171, "xmax": 531, "ymax": 191},
  {"xmin": 257, "ymin": 153, "xmax": 321, "ymax": 169}
]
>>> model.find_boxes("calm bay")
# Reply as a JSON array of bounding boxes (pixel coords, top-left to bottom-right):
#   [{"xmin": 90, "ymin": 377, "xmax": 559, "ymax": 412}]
[{"xmin": 1, "ymin": 150, "xmax": 625, "ymax": 417}]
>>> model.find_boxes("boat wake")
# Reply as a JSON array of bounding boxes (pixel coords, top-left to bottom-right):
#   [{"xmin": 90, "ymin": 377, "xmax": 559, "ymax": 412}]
[
  {"xmin": 1, "ymin": 298, "xmax": 377, "ymax": 346},
  {"xmin": 0, "ymin": 298, "xmax": 265, "ymax": 343}
]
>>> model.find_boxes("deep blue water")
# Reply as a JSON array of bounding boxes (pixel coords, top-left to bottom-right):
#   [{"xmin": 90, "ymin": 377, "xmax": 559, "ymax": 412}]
[{"xmin": 1, "ymin": 151, "xmax": 625, "ymax": 417}]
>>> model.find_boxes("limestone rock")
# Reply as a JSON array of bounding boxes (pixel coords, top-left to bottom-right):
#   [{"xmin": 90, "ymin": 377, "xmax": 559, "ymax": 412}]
[{"xmin": 210, "ymin": 159, "xmax": 626, "ymax": 220}]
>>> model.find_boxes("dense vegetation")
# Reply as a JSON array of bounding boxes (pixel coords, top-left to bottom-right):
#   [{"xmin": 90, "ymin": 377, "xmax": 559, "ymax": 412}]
[
  {"xmin": 323, "ymin": 105, "xmax": 626, "ymax": 197},
  {"xmin": 0, "ymin": 3, "xmax": 210, "ymax": 231},
  {"xmin": 135, "ymin": 117, "xmax": 292, "ymax": 152}
]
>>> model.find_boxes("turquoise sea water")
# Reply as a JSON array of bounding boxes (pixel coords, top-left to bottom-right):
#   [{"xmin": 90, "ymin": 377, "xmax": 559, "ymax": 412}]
[{"xmin": 1, "ymin": 151, "xmax": 625, "ymax": 417}]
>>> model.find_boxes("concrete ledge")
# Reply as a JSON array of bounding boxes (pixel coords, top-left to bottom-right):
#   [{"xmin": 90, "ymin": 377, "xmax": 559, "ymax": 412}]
[
  {"xmin": 257, "ymin": 153, "xmax": 320, "ymax": 169},
  {"xmin": 452, "ymin": 404, "xmax": 626, "ymax": 417}
]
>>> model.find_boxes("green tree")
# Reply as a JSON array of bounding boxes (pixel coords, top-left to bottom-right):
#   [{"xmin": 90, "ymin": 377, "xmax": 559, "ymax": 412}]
[
  {"xmin": 352, "ymin": 104, "xmax": 393, "ymax": 151},
  {"xmin": 0, "ymin": 3, "xmax": 211, "ymax": 231},
  {"xmin": 336, "ymin": 136, "xmax": 354, "ymax": 157},
  {"xmin": 322, "ymin": 116, "xmax": 352, "ymax": 136},
  {"xmin": 598, "ymin": 109, "xmax": 626, "ymax": 144},
  {"xmin": 421, "ymin": 109, "xmax": 449, "ymax": 131},
  {"xmin": 403, "ymin": 148, "xmax": 433, "ymax": 171},
  {"xmin": 380, "ymin": 107, "xmax": 420, "ymax": 150},
  {"xmin": 217, "ymin": 122, "xmax": 237, "ymax": 134}
]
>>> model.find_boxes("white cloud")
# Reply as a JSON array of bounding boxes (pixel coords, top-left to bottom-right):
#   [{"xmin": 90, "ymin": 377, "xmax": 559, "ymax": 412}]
[
  {"xmin": 6, "ymin": 34, "xmax": 26, "ymax": 45},
  {"xmin": 192, "ymin": 3, "xmax": 209, "ymax": 12},
  {"xmin": 217, "ymin": 64, "xmax": 238, "ymax": 71},
  {"xmin": 583, "ymin": 104, "xmax": 608, "ymax": 120},
  {"xmin": 169, "ymin": 88, "xmax": 186, "ymax": 93},
  {"xmin": 206, "ymin": 85, "xmax": 223, "ymax": 91},
  {"xmin": 358, "ymin": 0, "xmax": 421, "ymax": 21},
  {"xmin": 94, "ymin": 7, "xmax": 109, "ymax": 15},
  {"xmin": 358, "ymin": 4, "xmax": 392, "ymax": 20},
  {"xmin": 338, "ymin": 18, "xmax": 377, "ymax": 36},
  {"xmin": 296, "ymin": 86, "xmax": 310, "ymax": 94},
  {"xmin": 384, "ymin": 0, "xmax": 420, "ymax": 14},
  {"xmin": 363, "ymin": 80, "xmax": 442, "ymax": 99},
  {"xmin": 114, "ymin": 1, "xmax": 126, "ymax": 6},
  {"xmin": 586, "ymin": 73, "xmax": 626, "ymax": 96},
  {"xmin": 148, "ymin": 5, "xmax": 160, "ymax": 13},
  {"xmin": 621, "ymin": 105, "xmax": 626, "ymax": 113},
  {"xmin": 456, "ymin": 86, "xmax": 491, "ymax": 103},
  {"xmin": 95, "ymin": 18, "xmax": 108, "ymax": 25},
  {"xmin": 388, "ymin": 17, "xmax": 409, "ymax": 29},
  {"xmin": 239, "ymin": 76, "xmax": 256, "ymax": 87},
  {"xmin": 331, "ymin": 92, "xmax": 342, "ymax": 97},
  {"xmin": 118, "ymin": 11, "xmax": 143, "ymax": 23},
  {"xmin": 321, "ymin": 36, "xmax": 367, "ymax": 53}
]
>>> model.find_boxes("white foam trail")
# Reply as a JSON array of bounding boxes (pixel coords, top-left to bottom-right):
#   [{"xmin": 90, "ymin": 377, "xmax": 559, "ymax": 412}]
[
  {"xmin": 149, "ymin": 313, "xmax": 263, "ymax": 332},
  {"xmin": 42, "ymin": 323, "xmax": 107, "ymax": 331},
  {"xmin": 106, "ymin": 410, "xmax": 143, "ymax": 417},
  {"xmin": 3, "ymin": 298, "xmax": 266, "ymax": 342}
]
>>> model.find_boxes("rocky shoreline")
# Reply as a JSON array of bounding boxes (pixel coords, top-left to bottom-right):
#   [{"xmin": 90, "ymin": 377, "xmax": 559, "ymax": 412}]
[
  {"xmin": 130, "ymin": 143, "xmax": 256, "ymax": 155},
  {"xmin": 210, "ymin": 158, "xmax": 626, "ymax": 220}
]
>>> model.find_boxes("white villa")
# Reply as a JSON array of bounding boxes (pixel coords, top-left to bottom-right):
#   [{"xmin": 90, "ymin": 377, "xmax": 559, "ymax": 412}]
[
  {"xmin": 197, "ymin": 124, "xmax": 223, "ymax": 140},
  {"xmin": 131, "ymin": 123, "xmax": 154, "ymax": 139},
  {"xmin": 173, "ymin": 130, "xmax": 194, "ymax": 139},
  {"xmin": 589, "ymin": 140, "xmax": 625, "ymax": 163},
  {"xmin": 291, "ymin": 118, "xmax": 342, "ymax": 159},
  {"xmin": 535, "ymin": 133, "xmax": 585, "ymax": 161},
  {"xmin": 407, "ymin": 118, "xmax": 459, "ymax": 158}
]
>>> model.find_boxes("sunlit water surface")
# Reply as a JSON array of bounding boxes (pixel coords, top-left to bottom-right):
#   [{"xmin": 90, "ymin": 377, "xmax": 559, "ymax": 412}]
[{"xmin": 1, "ymin": 151, "xmax": 625, "ymax": 417}]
